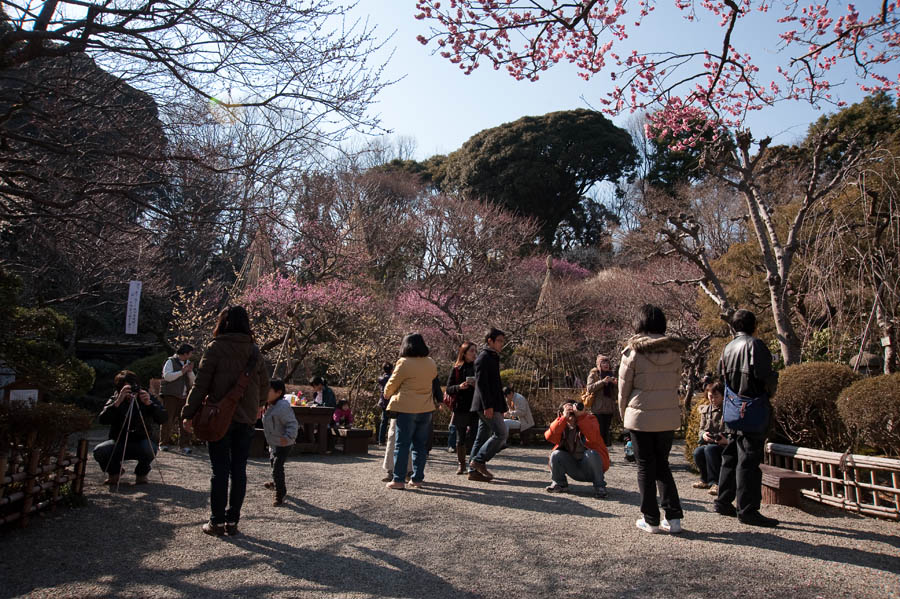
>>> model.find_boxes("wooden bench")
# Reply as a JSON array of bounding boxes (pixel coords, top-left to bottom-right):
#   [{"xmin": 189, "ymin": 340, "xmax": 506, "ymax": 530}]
[
  {"xmin": 335, "ymin": 428, "xmax": 372, "ymax": 455},
  {"xmin": 760, "ymin": 464, "xmax": 817, "ymax": 507},
  {"xmin": 509, "ymin": 426, "xmax": 548, "ymax": 446}
]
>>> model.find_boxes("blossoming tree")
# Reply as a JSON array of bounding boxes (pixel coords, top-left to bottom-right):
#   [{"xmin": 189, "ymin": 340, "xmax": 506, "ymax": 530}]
[{"xmin": 415, "ymin": 0, "xmax": 899, "ymax": 365}]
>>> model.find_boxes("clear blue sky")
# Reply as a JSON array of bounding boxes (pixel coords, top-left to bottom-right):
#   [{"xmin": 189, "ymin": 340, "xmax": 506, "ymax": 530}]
[{"xmin": 355, "ymin": 1, "xmax": 881, "ymax": 160}]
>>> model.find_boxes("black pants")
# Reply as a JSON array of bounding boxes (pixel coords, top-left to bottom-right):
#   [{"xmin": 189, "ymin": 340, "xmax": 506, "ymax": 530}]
[
  {"xmin": 715, "ymin": 431, "xmax": 765, "ymax": 517},
  {"xmin": 630, "ymin": 430, "xmax": 683, "ymax": 526},
  {"xmin": 93, "ymin": 438, "xmax": 156, "ymax": 476},
  {"xmin": 378, "ymin": 408, "xmax": 391, "ymax": 444},
  {"xmin": 207, "ymin": 421, "xmax": 254, "ymax": 525},
  {"xmin": 451, "ymin": 411, "xmax": 478, "ymax": 448},
  {"xmin": 269, "ymin": 445, "xmax": 290, "ymax": 497},
  {"xmin": 594, "ymin": 413, "xmax": 614, "ymax": 448}
]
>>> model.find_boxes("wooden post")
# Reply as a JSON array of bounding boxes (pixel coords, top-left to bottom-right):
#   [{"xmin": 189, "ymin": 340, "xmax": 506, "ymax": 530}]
[
  {"xmin": 0, "ymin": 451, "xmax": 9, "ymax": 506},
  {"xmin": 73, "ymin": 439, "xmax": 88, "ymax": 496},
  {"xmin": 50, "ymin": 436, "xmax": 68, "ymax": 513},
  {"xmin": 20, "ymin": 432, "xmax": 40, "ymax": 528}
]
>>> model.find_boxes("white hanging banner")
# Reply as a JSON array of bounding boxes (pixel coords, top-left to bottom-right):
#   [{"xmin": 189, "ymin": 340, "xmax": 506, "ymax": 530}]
[{"xmin": 125, "ymin": 280, "xmax": 143, "ymax": 335}]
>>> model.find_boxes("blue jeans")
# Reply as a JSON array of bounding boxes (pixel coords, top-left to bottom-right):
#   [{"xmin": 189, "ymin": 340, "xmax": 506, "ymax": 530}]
[
  {"xmin": 207, "ymin": 421, "xmax": 254, "ymax": 525},
  {"xmin": 393, "ymin": 412, "xmax": 432, "ymax": 483},
  {"xmin": 469, "ymin": 411, "xmax": 508, "ymax": 467},
  {"xmin": 93, "ymin": 438, "xmax": 156, "ymax": 476},
  {"xmin": 693, "ymin": 443, "xmax": 724, "ymax": 485},
  {"xmin": 447, "ymin": 423, "xmax": 458, "ymax": 448},
  {"xmin": 550, "ymin": 449, "xmax": 607, "ymax": 490}
]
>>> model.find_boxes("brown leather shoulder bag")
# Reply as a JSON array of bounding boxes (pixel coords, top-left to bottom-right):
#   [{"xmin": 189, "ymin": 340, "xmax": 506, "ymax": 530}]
[{"xmin": 192, "ymin": 347, "xmax": 260, "ymax": 442}]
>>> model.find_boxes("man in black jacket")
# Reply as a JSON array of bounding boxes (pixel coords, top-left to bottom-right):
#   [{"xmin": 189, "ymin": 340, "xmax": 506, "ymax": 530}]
[
  {"xmin": 714, "ymin": 310, "xmax": 779, "ymax": 527},
  {"xmin": 93, "ymin": 370, "xmax": 168, "ymax": 486},
  {"xmin": 468, "ymin": 327, "xmax": 508, "ymax": 482}
]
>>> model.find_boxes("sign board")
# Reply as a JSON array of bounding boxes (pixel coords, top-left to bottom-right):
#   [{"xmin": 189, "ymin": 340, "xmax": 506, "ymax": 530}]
[
  {"xmin": 125, "ymin": 280, "xmax": 142, "ymax": 335},
  {"xmin": 2, "ymin": 381, "xmax": 42, "ymax": 405},
  {"xmin": 8, "ymin": 389, "xmax": 39, "ymax": 406}
]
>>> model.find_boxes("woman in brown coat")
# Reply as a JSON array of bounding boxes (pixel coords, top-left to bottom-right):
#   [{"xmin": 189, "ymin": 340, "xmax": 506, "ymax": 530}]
[
  {"xmin": 618, "ymin": 304, "xmax": 686, "ymax": 535},
  {"xmin": 183, "ymin": 306, "xmax": 269, "ymax": 536},
  {"xmin": 585, "ymin": 354, "xmax": 617, "ymax": 447}
]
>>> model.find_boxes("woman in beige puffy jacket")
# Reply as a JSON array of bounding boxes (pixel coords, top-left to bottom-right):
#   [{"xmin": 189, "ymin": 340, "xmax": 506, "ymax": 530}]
[{"xmin": 618, "ymin": 305, "xmax": 687, "ymax": 534}]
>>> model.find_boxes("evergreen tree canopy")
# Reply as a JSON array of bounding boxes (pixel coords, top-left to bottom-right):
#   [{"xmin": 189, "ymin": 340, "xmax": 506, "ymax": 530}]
[{"xmin": 438, "ymin": 109, "xmax": 637, "ymax": 248}]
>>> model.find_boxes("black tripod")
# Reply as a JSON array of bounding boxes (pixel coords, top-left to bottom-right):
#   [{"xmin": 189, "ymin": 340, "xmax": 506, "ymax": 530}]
[{"xmin": 102, "ymin": 390, "xmax": 166, "ymax": 491}]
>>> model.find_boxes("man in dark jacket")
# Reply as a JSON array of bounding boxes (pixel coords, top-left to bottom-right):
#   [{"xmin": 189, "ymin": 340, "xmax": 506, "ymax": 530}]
[
  {"xmin": 714, "ymin": 309, "xmax": 780, "ymax": 527},
  {"xmin": 93, "ymin": 370, "xmax": 168, "ymax": 486},
  {"xmin": 468, "ymin": 327, "xmax": 508, "ymax": 481}
]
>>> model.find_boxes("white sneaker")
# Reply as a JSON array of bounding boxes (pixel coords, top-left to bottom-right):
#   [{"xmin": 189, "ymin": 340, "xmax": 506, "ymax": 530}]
[
  {"xmin": 635, "ymin": 518, "xmax": 660, "ymax": 534},
  {"xmin": 660, "ymin": 518, "xmax": 683, "ymax": 534}
]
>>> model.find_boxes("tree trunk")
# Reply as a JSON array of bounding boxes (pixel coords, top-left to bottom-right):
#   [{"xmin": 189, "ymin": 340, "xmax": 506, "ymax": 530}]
[
  {"xmin": 875, "ymin": 300, "xmax": 897, "ymax": 374},
  {"xmin": 770, "ymin": 284, "xmax": 802, "ymax": 365}
]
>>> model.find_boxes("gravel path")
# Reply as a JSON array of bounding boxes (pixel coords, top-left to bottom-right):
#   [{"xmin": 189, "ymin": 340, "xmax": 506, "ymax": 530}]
[{"xmin": 1, "ymin": 438, "xmax": 898, "ymax": 599}]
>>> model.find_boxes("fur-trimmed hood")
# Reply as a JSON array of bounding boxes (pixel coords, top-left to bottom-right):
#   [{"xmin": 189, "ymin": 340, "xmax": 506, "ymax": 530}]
[{"xmin": 626, "ymin": 334, "xmax": 689, "ymax": 355}]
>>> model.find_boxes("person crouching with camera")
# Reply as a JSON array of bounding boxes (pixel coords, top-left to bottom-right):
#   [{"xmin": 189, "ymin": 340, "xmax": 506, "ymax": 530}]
[
  {"xmin": 544, "ymin": 401, "xmax": 610, "ymax": 499},
  {"xmin": 93, "ymin": 370, "xmax": 168, "ymax": 486}
]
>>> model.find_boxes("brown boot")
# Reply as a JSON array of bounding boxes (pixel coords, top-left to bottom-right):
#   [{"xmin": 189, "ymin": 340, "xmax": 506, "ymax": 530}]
[
  {"xmin": 456, "ymin": 445, "xmax": 467, "ymax": 475},
  {"xmin": 469, "ymin": 460, "xmax": 494, "ymax": 480}
]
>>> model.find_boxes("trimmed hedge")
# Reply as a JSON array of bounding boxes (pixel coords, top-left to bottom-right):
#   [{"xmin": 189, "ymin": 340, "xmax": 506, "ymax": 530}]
[
  {"xmin": 124, "ymin": 352, "xmax": 170, "ymax": 390},
  {"xmin": 684, "ymin": 394, "xmax": 709, "ymax": 470},
  {"xmin": 772, "ymin": 362, "xmax": 860, "ymax": 451},
  {"xmin": 0, "ymin": 401, "xmax": 93, "ymax": 450},
  {"xmin": 837, "ymin": 373, "xmax": 900, "ymax": 457}
]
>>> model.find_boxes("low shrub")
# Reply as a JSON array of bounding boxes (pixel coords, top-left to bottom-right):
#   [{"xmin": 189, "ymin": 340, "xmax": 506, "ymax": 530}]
[
  {"xmin": 500, "ymin": 369, "xmax": 532, "ymax": 392},
  {"xmin": 772, "ymin": 362, "xmax": 860, "ymax": 451},
  {"xmin": 0, "ymin": 401, "xmax": 93, "ymax": 450},
  {"xmin": 837, "ymin": 373, "xmax": 900, "ymax": 457},
  {"xmin": 683, "ymin": 394, "xmax": 709, "ymax": 470}
]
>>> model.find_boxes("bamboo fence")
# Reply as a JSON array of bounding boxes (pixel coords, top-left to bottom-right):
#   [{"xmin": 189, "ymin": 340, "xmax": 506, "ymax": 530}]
[
  {"xmin": 0, "ymin": 434, "xmax": 89, "ymax": 529},
  {"xmin": 766, "ymin": 442, "xmax": 900, "ymax": 520}
]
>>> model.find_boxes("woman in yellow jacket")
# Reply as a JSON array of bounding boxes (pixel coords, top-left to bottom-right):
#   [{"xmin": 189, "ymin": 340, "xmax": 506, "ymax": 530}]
[{"xmin": 384, "ymin": 333, "xmax": 439, "ymax": 490}]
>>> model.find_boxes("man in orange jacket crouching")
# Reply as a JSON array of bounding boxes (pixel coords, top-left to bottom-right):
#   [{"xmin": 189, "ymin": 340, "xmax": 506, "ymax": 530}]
[{"xmin": 545, "ymin": 401, "xmax": 611, "ymax": 498}]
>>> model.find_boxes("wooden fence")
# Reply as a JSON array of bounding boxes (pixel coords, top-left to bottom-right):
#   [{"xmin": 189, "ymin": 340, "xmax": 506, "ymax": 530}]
[
  {"xmin": 0, "ymin": 434, "xmax": 89, "ymax": 528},
  {"xmin": 765, "ymin": 442, "xmax": 900, "ymax": 520}
]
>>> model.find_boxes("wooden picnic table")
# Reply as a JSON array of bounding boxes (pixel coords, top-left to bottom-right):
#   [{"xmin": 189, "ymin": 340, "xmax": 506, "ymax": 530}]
[{"xmin": 291, "ymin": 405, "xmax": 334, "ymax": 454}]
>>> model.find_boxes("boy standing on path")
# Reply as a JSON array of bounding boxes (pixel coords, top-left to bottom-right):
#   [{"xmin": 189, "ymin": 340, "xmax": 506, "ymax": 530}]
[
  {"xmin": 468, "ymin": 328, "xmax": 508, "ymax": 482},
  {"xmin": 263, "ymin": 379, "xmax": 299, "ymax": 506}
]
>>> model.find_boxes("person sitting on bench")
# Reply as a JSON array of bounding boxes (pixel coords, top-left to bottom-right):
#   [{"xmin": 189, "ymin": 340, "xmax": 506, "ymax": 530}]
[
  {"xmin": 333, "ymin": 399, "xmax": 354, "ymax": 429},
  {"xmin": 503, "ymin": 386, "xmax": 534, "ymax": 433},
  {"xmin": 692, "ymin": 381, "xmax": 727, "ymax": 495}
]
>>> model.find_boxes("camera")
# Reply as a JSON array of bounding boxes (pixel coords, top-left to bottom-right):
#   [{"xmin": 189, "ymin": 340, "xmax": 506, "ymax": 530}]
[
  {"xmin": 130, "ymin": 383, "xmax": 140, "ymax": 395},
  {"xmin": 573, "ymin": 401, "xmax": 584, "ymax": 412}
]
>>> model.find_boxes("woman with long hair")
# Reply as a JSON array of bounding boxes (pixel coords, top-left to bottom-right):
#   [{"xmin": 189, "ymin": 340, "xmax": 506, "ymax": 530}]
[
  {"xmin": 383, "ymin": 333, "xmax": 438, "ymax": 490},
  {"xmin": 618, "ymin": 304, "xmax": 687, "ymax": 534},
  {"xmin": 445, "ymin": 341, "xmax": 477, "ymax": 474},
  {"xmin": 183, "ymin": 305, "xmax": 270, "ymax": 536}
]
